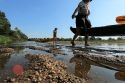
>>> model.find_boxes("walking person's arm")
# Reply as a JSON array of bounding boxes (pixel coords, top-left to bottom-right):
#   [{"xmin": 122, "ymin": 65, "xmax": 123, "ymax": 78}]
[{"xmin": 72, "ymin": 7, "xmax": 78, "ymax": 19}]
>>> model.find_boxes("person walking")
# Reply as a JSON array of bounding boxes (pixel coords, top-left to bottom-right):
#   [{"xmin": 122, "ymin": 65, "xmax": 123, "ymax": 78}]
[
  {"xmin": 53, "ymin": 28, "xmax": 57, "ymax": 47},
  {"xmin": 71, "ymin": 0, "xmax": 92, "ymax": 47}
]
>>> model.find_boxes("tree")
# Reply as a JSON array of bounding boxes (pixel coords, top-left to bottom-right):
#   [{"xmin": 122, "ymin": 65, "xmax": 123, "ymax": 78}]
[
  {"xmin": 108, "ymin": 38, "xmax": 115, "ymax": 41},
  {"xmin": 96, "ymin": 37, "xmax": 102, "ymax": 41},
  {"xmin": 0, "ymin": 11, "xmax": 11, "ymax": 34},
  {"xmin": 117, "ymin": 37, "xmax": 123, "ymax": 40},
  {"xmin": 77, "ymin": 37, "xmax": 83, "ymax": 41},
  {"xmin": 89, "ymin": 36, "xmax": 95, "ymax": 40},
  {"xmin": 0, "ymin": 10, "xmax": 28, "ymax": 41},
  {"xmin": 13, "ymin": 27, "xmax": 28, "ymax": 40}
]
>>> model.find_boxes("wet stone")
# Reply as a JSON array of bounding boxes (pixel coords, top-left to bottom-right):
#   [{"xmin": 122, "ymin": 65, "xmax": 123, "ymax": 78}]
[
  {"xmin": 3, "ymin": 54, "xmax": 85, "ymax": 82},
  {"xmin": 0, "ymin": 48, "xmax": 14, "ymax": 53}
]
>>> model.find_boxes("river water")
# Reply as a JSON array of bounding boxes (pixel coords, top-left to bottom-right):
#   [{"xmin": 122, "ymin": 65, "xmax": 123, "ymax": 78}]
[{"xmin": 0, "ymin": 41, "xmax": 125, "ymax": 83}]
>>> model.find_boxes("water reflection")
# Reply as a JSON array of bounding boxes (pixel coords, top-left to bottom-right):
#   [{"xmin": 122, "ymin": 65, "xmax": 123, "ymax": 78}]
[
  {"xmin": 70, "ymin": 55, "xmax": 91, "ymax": 82},
  {"xmin": 0, "ymin": 53, "xmax": 11, "ymax": 69},
  {"xmin": 115, "ymin": 71, "xmax": 125, "ymax": 81},
  {"xmin": 13, "ymin": 47, "xmax": 25, "ymax": 53}
]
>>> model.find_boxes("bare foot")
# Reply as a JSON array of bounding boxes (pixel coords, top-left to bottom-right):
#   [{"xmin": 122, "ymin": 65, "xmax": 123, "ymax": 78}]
[{"xmin": 71, "ymin": 41, "xmax": 75, "ymax": 47}]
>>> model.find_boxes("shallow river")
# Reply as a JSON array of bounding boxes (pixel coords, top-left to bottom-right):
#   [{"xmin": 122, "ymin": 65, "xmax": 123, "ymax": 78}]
[{"xmin": 0, "ymin": 41, "xmax": 125, "ymax": 83}]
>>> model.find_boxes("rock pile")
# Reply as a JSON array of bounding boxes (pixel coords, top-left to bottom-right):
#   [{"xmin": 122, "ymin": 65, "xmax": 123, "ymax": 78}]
[
  {"xmin": 4, "ymin": 54, "xmax": 85, "ymax": 83},
  {"xmin": 0, "ymin": 48, "xmax": 14, "ymax": 53}
]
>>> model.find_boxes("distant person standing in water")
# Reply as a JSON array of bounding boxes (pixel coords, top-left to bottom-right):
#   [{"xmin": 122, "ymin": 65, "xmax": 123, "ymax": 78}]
[
  {"xmin": 71, "ymin": 0, "xmax": 92, "ymax": 47},
  {"xmin": 53, "ymin": 28, "xmax": 57, "ymax": 47}
]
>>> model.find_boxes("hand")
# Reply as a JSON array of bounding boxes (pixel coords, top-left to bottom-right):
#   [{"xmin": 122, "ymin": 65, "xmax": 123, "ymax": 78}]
[{"xmin": 72, "ymin": 14, "xmax": 75, "ymax": 19}]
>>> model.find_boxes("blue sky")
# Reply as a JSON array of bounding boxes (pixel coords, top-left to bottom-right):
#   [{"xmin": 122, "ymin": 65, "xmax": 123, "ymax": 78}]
[{"xmin": 0, "ymin": 0, "xmax": 125, "ymax": 38}]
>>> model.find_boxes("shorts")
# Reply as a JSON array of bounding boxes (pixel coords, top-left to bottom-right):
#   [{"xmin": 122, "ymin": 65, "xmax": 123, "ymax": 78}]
[
  {"xmin": 76, "ymin": 14, "xmax": 85, "ymax": 28},
  {"xmin": 76, "ymin": 14, "xmax": 91, "ymax": 29}
]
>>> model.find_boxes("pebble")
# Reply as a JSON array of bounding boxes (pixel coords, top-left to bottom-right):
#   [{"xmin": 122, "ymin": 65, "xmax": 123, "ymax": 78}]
[
  {"xmin": 0, "ymin": 48, "xmax": 14, "ymax": 53},
  {"xmin": 4, "ymin": 54, "xmax": 85, "ymax": 83}
]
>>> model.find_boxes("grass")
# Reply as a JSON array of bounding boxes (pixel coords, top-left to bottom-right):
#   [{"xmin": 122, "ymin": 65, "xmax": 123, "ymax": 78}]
[{"xmin": 0, "ymin": 35, "xmax": 13, "ymax": 45}]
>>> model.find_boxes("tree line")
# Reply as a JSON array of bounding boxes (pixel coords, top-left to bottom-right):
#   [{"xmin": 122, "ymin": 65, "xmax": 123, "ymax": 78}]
[
  {"xmin": 28, "ymin": 36, "xmax": 125, "ymax": 43},
  {"xmin": 0, "ymin": 11, "xmax": 28, "ymax": 40}
]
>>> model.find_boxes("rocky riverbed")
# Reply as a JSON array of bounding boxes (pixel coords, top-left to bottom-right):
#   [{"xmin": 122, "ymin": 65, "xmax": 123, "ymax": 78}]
[
  {"xmin": 0, "ymin": 47, "xmax": 14, "ymax": 53},
  {"xmin": 1, "ymin": 41, "xmax": 125, "ymax": 83},
  {"xmin": 3, "ymin": 54, "xmax": 85, "ymax": 83}
]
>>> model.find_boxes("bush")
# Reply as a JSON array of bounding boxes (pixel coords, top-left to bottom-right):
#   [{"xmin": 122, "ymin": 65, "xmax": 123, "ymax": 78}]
[{"xmin": 0, "ymin": 35, "xmax": 13, "ymax": 45}]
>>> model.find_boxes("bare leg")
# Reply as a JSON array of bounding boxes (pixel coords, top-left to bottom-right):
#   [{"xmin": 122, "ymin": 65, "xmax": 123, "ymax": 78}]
[
  {"xmin": 82, "ymin": 17, "xmax": 92, "ymax": 47},
  {"xmin": 53, "ymin": 37, "xmax": 57, "ymax": 48},
  {"xmin": 71, "ymin": 34, "xmax": 78, "ymax": 47},
  {"xmin": 55, "ymin": 37, "xmax": 57, "ymax": 46},
  {"xmin": 85, "ymin": 33, "xmax": 89, "ymax": 46},
  {"xmin": 85, "ymin": 17, "xmax": 91, "ymax": 29},
  {"xmin": 82, "ymin": 18, "xmax": 89, "ymax": 46},
  {"xmin": 53, "ymin": 38, "xmax": 55, "ymax": 48},
  {"xmin": 71, "ymin": 26, "xmax": 81, "ymax": 47}
]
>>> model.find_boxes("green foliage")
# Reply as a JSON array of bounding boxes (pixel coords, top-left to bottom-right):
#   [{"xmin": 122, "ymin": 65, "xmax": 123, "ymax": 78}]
[
  {"xmin": 0, "ymin": 11, "xmax": 11, "ymax": 34},
  {"xmin": 0, "ymin": 10, "xmax": 28, "ymax": 44},
  {"xmin": 108, "ymin": 38, "xmax": 116, "ymax": 41},
  {"xmin": 117, "ymin": 37, "xmax": 124, "ymax": 40},
  {"xmin": 9, "ymin": 27, "xmax": 28, "ymax": 40},
  {"xmin": 0, "ymin": 35, "xmax": 13, "ymax": 45},
  {"xmin": 95, "ymin": 37, "xmax": 102, "ymax": 41},
  {"xmin": 77, "ymin": 37, "xmax": 83, "ymax": 41},
  {"xmin": 89, "ymin": 36, "xmax": 95, "ymax": 40},
  {"xmin": 58, "ymin": 38, "xmax": 72, "ymax": 41}
]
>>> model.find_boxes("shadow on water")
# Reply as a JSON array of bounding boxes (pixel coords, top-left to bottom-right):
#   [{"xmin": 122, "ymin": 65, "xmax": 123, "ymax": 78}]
[{"xmin": 115, "ymin": 71, "xmax": 125, "ymax": 81}]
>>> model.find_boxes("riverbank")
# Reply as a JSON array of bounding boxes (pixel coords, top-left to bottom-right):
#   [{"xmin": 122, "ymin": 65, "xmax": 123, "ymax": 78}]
[
  {"xmin": 0, "ymin": 35, "xmax": 28, "ymax": 46},
  {"xmin": 0, "ymin": 35, "xmax": 13, "ymax": 45}
]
